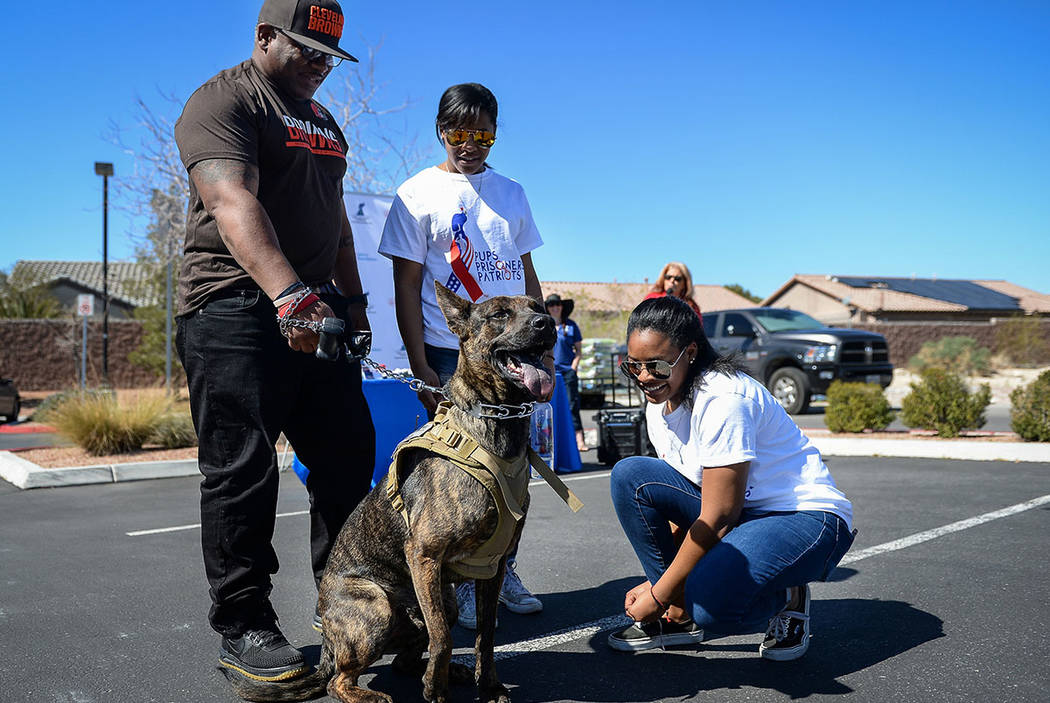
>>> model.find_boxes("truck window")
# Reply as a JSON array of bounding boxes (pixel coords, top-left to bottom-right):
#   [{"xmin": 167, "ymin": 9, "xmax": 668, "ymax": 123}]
[
  {"xmin": 702, "ymin": 314, "xmax": 719, "ymax": 338},
  {"xmin": 720, "ymin": 313, "xmax": 754, "ymax": 337}
]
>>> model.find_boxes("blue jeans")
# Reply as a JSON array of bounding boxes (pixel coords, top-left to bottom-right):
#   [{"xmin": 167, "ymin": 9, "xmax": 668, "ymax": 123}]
[{"xmin": 610, "ymin": 456, "xmax": 854, "ymax": 634}]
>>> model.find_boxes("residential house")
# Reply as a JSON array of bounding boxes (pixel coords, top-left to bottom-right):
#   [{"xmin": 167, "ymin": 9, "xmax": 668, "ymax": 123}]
[
  {"xmin": 11, "ymin": 260, "xmax": 161, "ymax": 319},
  {"xmin": 761, "ymin": 275, "xmax": 1050, "ymax": 325}
]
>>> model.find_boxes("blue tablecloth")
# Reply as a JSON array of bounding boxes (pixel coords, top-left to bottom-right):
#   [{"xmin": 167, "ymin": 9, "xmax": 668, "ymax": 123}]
[{"xmin": 293, "ymin": 375, "xmax": 581, "ymax": 485}]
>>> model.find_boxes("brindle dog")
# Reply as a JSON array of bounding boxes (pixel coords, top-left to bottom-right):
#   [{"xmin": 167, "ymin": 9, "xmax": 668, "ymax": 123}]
[{"xmin": 224, "ymin": 282, "xmax": 556, "ymax": 703}]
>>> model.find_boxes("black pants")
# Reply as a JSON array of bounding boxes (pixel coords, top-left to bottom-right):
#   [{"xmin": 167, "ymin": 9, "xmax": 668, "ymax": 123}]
[{"xmin": 176, "ymin": 290, "xmax": 375, "ymax": 637}]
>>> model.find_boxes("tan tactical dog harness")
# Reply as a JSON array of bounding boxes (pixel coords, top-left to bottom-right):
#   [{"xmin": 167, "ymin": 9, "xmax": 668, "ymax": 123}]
[{"xmin": 386, "ymin": 403, "xmax": 583, "ymax": 580}]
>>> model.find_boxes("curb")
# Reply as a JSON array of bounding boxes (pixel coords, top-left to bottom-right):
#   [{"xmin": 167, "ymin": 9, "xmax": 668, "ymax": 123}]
[
  {"xmin": 809, "ymin": 436, "xmax": 1050, "ymax": 463},
  {"xmin": 0, "ymin": 451, "xmax": 297, "ymax": 490},
  {"xmin": 0, "ymin": 452, "xmax": 201, "ymax": 490}
]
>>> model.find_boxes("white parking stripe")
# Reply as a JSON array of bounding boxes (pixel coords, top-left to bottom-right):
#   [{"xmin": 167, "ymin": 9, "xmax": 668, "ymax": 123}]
[
  {"xmin": 461, "ymin": 492, "xmax": 1050, "ymax": 663},
  {"xmin": 125, "ymin": 482, "xmax": 1050, "ymax": 664},
  {"xmin": 127, "ymin": 472, "xmax": 613, "ymax": 536},
  {"xmin": 125, "ymin": 510, "xmax": 309, "ymax": 537},
  {"xmin": 839, "ymin": 492, "xmax": 1050, "ymax": 565}
]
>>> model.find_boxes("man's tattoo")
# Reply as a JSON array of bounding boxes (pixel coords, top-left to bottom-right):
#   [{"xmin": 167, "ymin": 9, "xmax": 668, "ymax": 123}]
[{"xmin": 191, "ymin": 159, "xmax": 259, "ymax": 194}]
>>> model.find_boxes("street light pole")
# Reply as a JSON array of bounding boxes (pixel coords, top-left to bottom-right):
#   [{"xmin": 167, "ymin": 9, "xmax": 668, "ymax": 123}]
[{"xmin": 94, "ymin": 162, "xmax": 114, "ymax": 387}]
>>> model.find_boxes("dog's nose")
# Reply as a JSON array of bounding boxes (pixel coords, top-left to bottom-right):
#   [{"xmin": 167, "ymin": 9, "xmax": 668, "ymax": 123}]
[{"xmin": 533, "ymin": 313, "xmax": 554, "ymax": 331}]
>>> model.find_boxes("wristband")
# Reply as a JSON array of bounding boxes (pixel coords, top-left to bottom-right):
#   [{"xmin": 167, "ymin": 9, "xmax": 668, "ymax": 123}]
[
  {"xmin": 650, "ymin": 586, "xmax": 668, "ymax": 614},
  {"xmin": 345, "ymin": 293, "xmax": 368, "ymax": 306},
  {"xmin": 277, "ymin": 292, "xmax": 320, "ymax": 320},
  {"xmin": 273, "ymin": 281, "xmax": 306, "ymax": 304}
]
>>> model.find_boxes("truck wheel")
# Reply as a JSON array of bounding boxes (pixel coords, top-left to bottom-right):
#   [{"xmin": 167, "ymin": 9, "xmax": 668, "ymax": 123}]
[
  {"xmin": 3, "ymin": 398, "xmax": 19, "ymax": 423},
  {"xmin": 769, "ymin": 367, "xmax": 810, "ymax": 414}
]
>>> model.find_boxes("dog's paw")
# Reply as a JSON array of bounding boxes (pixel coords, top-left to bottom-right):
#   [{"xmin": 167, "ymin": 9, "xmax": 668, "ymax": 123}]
[
  {"xmin": 479, "ymin": 683, "xmax": 511, "ymax": 703},
  {"xmin": 447, "ymin": 661, "xmax": 474, "ymax": 686}
]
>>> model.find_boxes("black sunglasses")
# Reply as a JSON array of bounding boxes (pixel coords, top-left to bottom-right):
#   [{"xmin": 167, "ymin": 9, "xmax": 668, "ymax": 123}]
[
  {"xmin": 620, "ymin": 347, "xmax": 690, "ymax": 380},
  {"xmin": 277, "ymin": 29, "xmax": 343, "ymax": 67}
]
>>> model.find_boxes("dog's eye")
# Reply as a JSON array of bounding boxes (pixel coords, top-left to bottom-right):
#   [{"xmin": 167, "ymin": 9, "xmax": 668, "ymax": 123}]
[{"xmin": 488, "ymin": 310, "xmax": 511, "ymax": 320}]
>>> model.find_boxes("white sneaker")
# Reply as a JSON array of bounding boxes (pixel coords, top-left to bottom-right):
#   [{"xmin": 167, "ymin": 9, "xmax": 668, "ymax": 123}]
[
  {"xmin": 499, "ymin": 561, "xmax": 543, "ymax": 614},
  {"xmin": 455, "ymin": 581, "xmax": 498, "ymax": 630}
]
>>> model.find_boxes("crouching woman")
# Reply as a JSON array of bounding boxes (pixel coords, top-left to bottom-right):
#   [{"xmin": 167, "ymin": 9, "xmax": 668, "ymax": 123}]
[{"xmin": 608, "ymin": 296, "xmax": 855, "ymax": 660}]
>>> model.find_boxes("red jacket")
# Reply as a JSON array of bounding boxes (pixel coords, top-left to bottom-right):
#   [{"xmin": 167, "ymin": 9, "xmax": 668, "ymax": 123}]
[{"xmin": 643, "ymin": 291, "xmax": 703, "ymax": 323}]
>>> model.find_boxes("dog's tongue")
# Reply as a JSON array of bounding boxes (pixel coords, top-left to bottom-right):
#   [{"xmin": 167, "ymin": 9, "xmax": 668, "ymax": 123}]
[{"xmin": 520, "ymin": 361, "xmax": 554, "ymax": 400}]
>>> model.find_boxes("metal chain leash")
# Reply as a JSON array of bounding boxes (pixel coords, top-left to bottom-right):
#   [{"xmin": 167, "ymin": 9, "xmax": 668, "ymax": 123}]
[{"xmin": 279, "ymin": 313, "xmax": 537, "ymax": 419}]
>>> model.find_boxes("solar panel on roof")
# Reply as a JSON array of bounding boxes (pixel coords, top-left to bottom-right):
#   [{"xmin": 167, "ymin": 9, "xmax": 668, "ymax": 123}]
[{"xmin": 835, "ymin": 277, "xmax": 1021, "ymax": 310}]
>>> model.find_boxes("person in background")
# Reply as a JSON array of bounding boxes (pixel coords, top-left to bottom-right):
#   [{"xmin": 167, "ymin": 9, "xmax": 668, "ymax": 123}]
[
  {"xmin": 378, "ymin": 82, "xmax": 544, "ymax": 630},
  {"xmin": 645, "ymin": 261, "xmax": 703, "ymax": 322},
  {"xmin": 173, "ymin": 0, "xmax": 374, "ymax": 688},
  {"xmin": 545, "ymin": 293, "xmax": 587, "ymax": 452},
  {"xmin": 607, "ymin": 296, "xmax": 854, "ymax": 660}
]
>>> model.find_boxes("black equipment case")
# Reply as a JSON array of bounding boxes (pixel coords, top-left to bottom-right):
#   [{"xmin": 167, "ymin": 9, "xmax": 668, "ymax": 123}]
[
  {"xmin": 591, "ymin": 350, "xmax": 657, "ymax": 466},
  {"xmin": 593, "ymin": 406, "xmax": 656, "ymax": 466}
]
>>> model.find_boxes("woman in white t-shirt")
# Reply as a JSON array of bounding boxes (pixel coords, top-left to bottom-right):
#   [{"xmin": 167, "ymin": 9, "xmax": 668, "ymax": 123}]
[
  {"xmin": 378, "ymin": 82, "xmax": 545, "ymax": 630},
  {"xmin": 608, "ymin": 296, "xmax": 856, "ymax": 660},
  {"xmin": 379, "ymin": 82, "xmax": 543, "ymax": 413}
]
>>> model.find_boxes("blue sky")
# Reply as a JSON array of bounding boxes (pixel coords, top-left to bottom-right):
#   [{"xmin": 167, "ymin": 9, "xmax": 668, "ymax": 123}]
[{"xmin": 2, "ymin": 0, "xmax": 1048, "ymax": 299}]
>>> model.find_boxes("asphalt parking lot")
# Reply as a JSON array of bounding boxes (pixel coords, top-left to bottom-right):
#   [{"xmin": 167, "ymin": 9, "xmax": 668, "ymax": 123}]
[{"xmin": 2, "ymin": 455, "xmax": 1048, "ymax": 703}]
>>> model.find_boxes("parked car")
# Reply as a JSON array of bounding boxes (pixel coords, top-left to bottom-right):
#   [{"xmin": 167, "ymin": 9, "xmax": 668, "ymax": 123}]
[
  {"xmin": 703, "ymin": 308, "xmax": 893, "ymax": 414},
  {"xmin": 0, "ymin": 378, "xmax": 21, "ymax": 423}
]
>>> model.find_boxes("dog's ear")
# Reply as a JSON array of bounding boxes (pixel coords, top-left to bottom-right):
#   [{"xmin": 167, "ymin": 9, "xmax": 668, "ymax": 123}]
[{"xmin": 435, "ymin": 281, "xmax": 471, "ymax": 338}]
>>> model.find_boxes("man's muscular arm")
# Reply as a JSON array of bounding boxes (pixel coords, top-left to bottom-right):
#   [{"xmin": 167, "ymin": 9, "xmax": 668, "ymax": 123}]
[
  {"xmin": 190, "ymin": 158, "xmax": 332, "ymax": 352},
  {"xmin": 189, "ymin": 159, "xmax": 301, "ymax": 300}
]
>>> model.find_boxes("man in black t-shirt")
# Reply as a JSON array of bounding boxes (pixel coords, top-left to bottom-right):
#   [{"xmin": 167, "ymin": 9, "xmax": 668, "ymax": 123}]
[{"xmin": 173, "ymin": 0, "xmax": 375, "ymax": 686}]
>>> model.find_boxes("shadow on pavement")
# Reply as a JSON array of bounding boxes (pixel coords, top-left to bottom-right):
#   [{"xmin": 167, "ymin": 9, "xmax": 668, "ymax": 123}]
[
  {"xmin": 302, "ymin": 595, "xmax": 941, "ymax": 702},
  {"xmin": 511, "ymin": 598, "xmax": 944, "ymax": 702}
]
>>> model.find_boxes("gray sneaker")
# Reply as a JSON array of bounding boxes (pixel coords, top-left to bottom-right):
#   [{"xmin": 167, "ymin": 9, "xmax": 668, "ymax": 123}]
[{"xmin": 499, "ymin": 561, "xmax": 543, "ymax": 614}]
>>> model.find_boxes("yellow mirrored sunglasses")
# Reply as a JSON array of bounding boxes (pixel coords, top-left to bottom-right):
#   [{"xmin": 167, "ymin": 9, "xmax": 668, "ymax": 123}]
[{"xmin": 443, "ymin": 129, "xmax": 497, "ymax": 148}]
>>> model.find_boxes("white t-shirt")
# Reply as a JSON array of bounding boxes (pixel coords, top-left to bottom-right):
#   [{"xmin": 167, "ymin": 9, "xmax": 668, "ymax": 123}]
[
  {"xmin": 378, "ymin": 166, "xmax": 544, "ymax": 349},
  {"xmin": 645, "ymin": 370, "xmax": 853, "ymax": 529}
]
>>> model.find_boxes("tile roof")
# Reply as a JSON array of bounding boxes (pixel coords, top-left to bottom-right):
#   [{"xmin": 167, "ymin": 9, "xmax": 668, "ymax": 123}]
[
  {"xmin": 12, "ymin": 260, "xmax": 161, "ymax": 307},
  {"xmin": 541, "ymin": 281, "xmax": 755, "ymax": 313},
  {"xmin": 762, "ymin": 274, "xmax": 1049, "ymax": 314}
]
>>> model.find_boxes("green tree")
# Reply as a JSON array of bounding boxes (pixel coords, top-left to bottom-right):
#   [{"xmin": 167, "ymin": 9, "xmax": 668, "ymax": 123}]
[
  {"xmin": 0, "ymin": 269, "xmax": 63, "ymax": 319},
  {"xmin": 724, "ymin": 283, "xmax": 763, "ymax": 304}
]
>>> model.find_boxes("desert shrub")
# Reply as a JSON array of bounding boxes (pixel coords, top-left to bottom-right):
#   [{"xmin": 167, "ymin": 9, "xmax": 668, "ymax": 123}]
[
  {"xmin": 908, "ymin": 336, "xmax": 991, "ymax": 376},
  {"xmin": 900, "ymin": 368, "xmax": 991, "ymax": 438},
  {"xmin": 149, "ymin": 412, "xmax": 198, "ymax": 449},
  {"xmin": 825, "ymin": 381, "xmax": 895, "ymax": 433},
  {"xmin": 33, "ymin": 388, "xmax": 112, "ymax": 423},
  {"xmin": 47, "ymin": 393, "xmax": 170, "ymax": 455},
  {"xmin": 995, "ymin": 315, "xmax": 1050, "ymax": 367},
  {"xmin": 1009, "ymin": 370, "xmax": 1050, "ymax": 442}
]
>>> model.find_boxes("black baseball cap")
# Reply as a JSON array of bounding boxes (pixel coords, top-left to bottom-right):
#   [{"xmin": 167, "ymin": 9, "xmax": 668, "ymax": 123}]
[{"xmin": 258, "ymin": 0, "xmax": 358, "ymax": 63}]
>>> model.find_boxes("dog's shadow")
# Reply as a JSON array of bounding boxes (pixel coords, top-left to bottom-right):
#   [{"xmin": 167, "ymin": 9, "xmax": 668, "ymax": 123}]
[{"xmin": 300, "ymin": 576, "xmax": 940, "ymax": 702}]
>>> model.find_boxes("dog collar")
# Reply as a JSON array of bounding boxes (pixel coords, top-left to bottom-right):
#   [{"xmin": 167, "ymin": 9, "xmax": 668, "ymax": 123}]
[{"xmin": 463, "ymin": 402, "xmax": 536, "ymax": 419}]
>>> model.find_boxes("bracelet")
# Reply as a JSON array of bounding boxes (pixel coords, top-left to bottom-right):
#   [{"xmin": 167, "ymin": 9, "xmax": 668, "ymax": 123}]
[
  {"xmin": 274, "ymin": 281, "xmax": 306, "ymax": 304},
  {"xmin": 650, "ymin": 586, "xmax": 669, "ymax": 614}
]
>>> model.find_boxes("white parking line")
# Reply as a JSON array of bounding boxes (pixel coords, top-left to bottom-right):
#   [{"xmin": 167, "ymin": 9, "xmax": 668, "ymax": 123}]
[
  {"xmin": 839, "ymin": 492, "xmax": 1050, "ymax": 565},
  {"xmin": 126, "ymin": 510, "xmax": 309, "ymax": 537},
  {"xmin": 125, "ymin": 481, "xmax": 1050, "ymax": 664},
  {"xmin": 463, "ymin": 492, "xmax": 1050, "ymax": 663},
  {"xmin": 127, "ymin": 472, "xmax": 613, "ymax": 536}
]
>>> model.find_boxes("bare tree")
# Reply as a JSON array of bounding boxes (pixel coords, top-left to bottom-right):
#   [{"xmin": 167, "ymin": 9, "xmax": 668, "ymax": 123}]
[{"xmin": 106, "ymin": 42, "xmax": 429, "ymax": 385}]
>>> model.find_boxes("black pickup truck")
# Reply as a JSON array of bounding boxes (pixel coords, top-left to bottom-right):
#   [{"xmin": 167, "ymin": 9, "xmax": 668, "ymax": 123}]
[{"xmin": 702, "ymin": 308, "xmax": 893, "ymax": 414}]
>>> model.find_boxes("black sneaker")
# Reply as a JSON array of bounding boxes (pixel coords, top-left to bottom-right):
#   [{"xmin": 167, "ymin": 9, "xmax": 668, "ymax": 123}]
[
  {"xmin": 759, "ymin": 584, "xmax": 811, "ymax": 661},
  {"xmin": 607, "ymin": 617, "xmax": 704, "ymax": 652},
  {"xmin": 219, "ymin": 620, "xmax": 309, "ymax": 682}
]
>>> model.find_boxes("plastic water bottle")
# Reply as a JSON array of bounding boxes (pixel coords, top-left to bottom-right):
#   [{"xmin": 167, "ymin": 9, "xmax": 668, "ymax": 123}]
[{"xmin": 530, "ymin": 401, "xmax": 554, "ymax": 479}]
